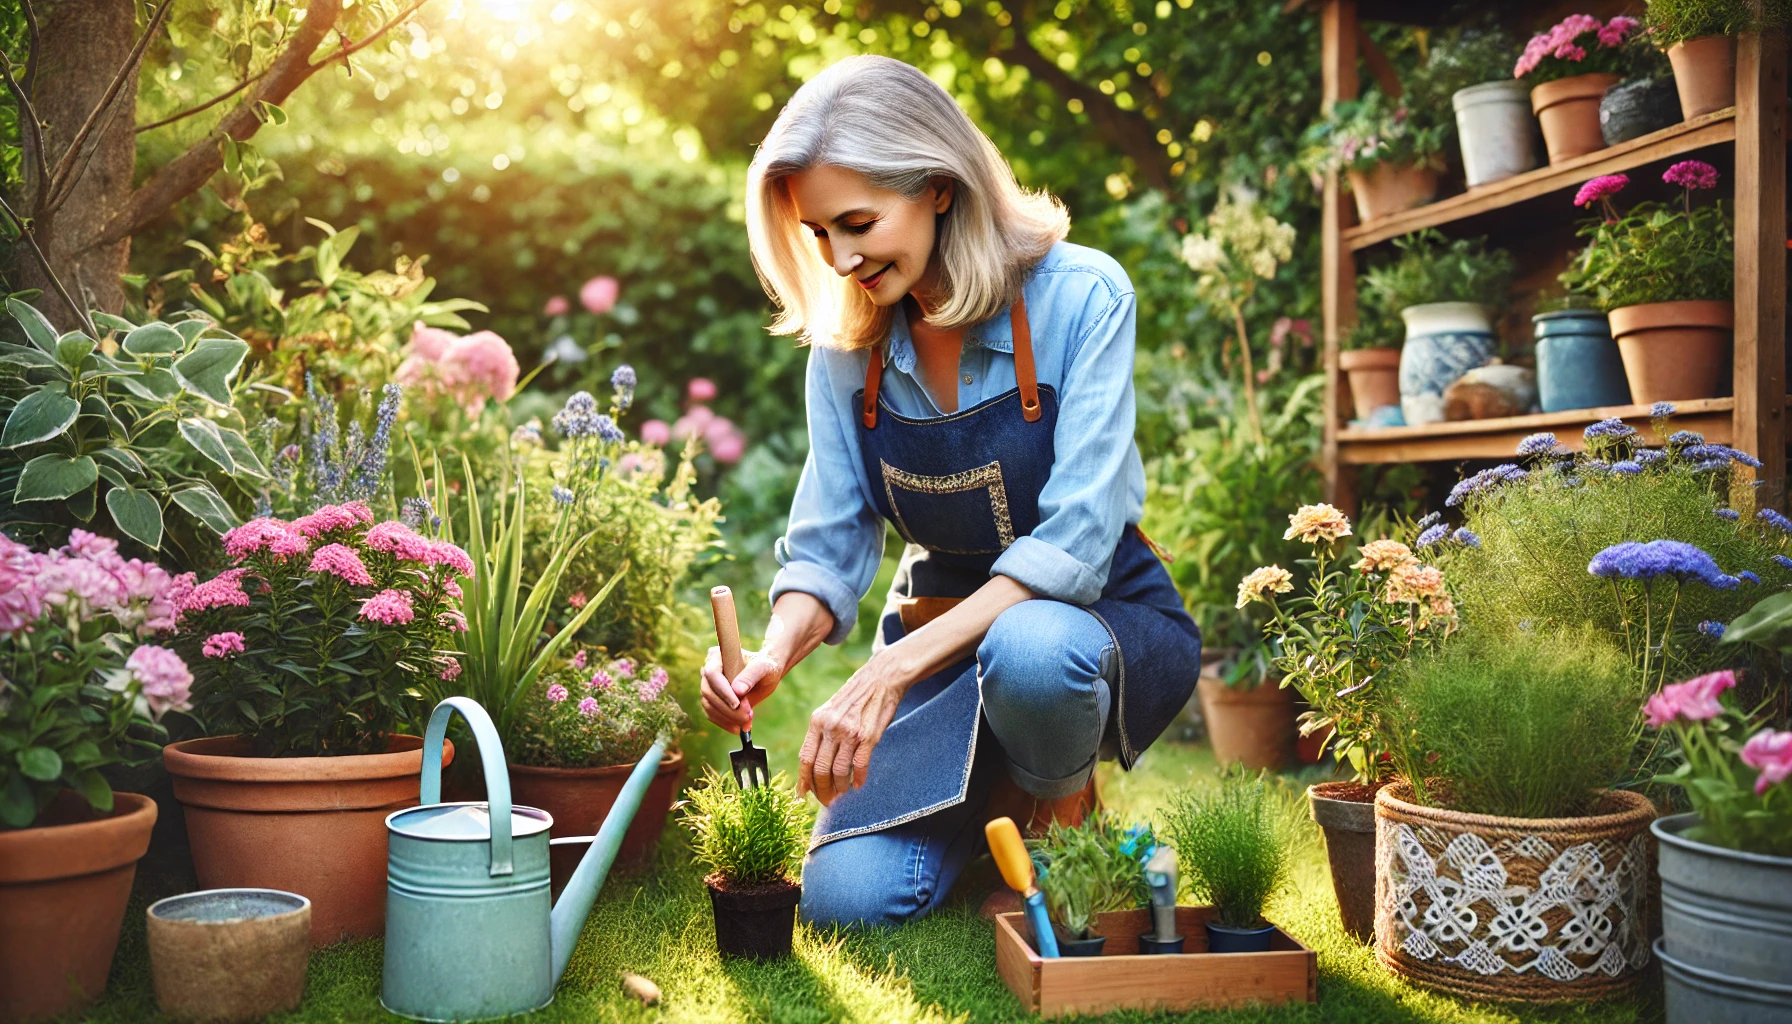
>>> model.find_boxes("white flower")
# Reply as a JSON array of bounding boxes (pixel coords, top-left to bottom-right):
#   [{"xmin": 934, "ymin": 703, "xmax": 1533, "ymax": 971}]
[{"xmin": 1180, "ymin": 234, "xmax": 1225, "ymax": 274}]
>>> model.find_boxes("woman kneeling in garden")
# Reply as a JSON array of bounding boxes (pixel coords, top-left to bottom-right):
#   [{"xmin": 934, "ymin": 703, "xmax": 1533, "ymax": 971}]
[{"xmin": 699, "ymin": 55, "xmax": 1201, "ymax": 928}]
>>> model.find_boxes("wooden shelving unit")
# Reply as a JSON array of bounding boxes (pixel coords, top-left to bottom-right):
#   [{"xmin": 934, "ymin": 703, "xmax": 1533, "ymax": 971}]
[{"xmin": 1313, "ymin": 0, "xmax": 1788, "ymax": 511}]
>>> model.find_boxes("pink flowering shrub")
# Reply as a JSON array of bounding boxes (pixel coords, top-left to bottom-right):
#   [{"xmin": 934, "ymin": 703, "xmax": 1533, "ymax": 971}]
[
  {"xmin": 0, "ymin": 530, "xmax": 193, "ymax": 827},
  {"xmin": 510, "ymin": 651, "xmax": 686, "ymax": 768},
  {"xmin": 396, "ymin": 322, "xmax": 520, "ymax": 416},
  {"xmin": 176, "ymin": 505, "xmax": 472, "ymax": 756},
  {"xmin": 1646, "ymin": 667, "xmax": 1792, "ymax": 854},
  {"xmin": 1564, "ymin": 160, "xmax": 1733, "ymax": 309},
  {"xmin": 1514, "ymin": 14, "xmax": 1638, "ymax": 83}
]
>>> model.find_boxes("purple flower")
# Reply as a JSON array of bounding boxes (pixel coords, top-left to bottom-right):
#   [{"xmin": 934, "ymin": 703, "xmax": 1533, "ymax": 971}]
[
  {"xmin": 547, "ymin": 684, "xmax": 569, "ymax": 702},
  {"xmin": 1452, "ymin": 528, "xmax": 1481, "ymax": 548},
  {"xmin": 1417, "ymin": 512, "xmax": 1442, "ymax": 530},
  {"xmin": 1775, "ymin": 555, "xmax": 1792, "ymax": 570},
  {"xmin": 1650, "ymin": 402, "xmax": 1677, "ymax": 418},
  {"xmin": 1699, "ymin": 620, "xmax": 1727, "ymax": 639},
  {"xmin": 1635, "ymin": 449, "xmax": 1666, "ymax": 464},
  {"xmin": 1663, "ymin": 160, "xmax": 1720, "ymax": 191},
  {"xmin": 1584, "ymin": 418, "xmax": 1636, "ymax": 441},
  {"xmin": 1668, "ymin": 430, "xmax": 1705, "ymax": 446},
  {"xmin": 1729, "ymin": 449, "xmax": 1765, "ymax": 469},
  {"xmin": 1517, "ymin": 432, "xmax": 1561, "ymax": 457},
  {"xmin": 577, "ymin": 696, "xmax": 600, "ymax": 716},
  {"xmin": 1717, "ymin": 508, "xmax": 1742, "ymax": 521},
  {"xmin": 1612, "ymin": 460, "xmax": 1643, "ymax": 475},
  {"xmin": 1446, "ymin": 464, "xmax": 1527, "ymax": 507},
  {"xmin": 1740, "ymin": 571, "xmax": 1762, "ymax": 585},
  {"xmin": 1416, "ymin": 524, "xmax": 1449, "ymax": 548},
  {"xmin": 1694, "ymin": 459, "xmax": 1731, "ymax": 473},
  {"xmin": 1574, "ymin": 174, "xmax": 1629, "ymax": 208},
  {"xmin": 1760, "ymin": 509, "xmax": 1792, "ymax": 534},
  {"xmin": 1588, "ymin": 539, "xmax": 1731, "ymax": 588}
]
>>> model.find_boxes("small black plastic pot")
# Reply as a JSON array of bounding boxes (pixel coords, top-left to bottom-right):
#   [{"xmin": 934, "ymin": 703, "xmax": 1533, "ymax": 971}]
[
  {"xmin": 1205, "ymin": 920, "xmax": 1276, "ymax": 954},
  {"xmin": 1056, "ymin": 933, "xmax": 1107, "ymax": 957},
  {"xmin": 1137, "ymin": 934, "xmax": 1185, "ymax": 955},
  {"xmin": 706, "ymin": 875, "xmax": 801, "ymax": 960}
]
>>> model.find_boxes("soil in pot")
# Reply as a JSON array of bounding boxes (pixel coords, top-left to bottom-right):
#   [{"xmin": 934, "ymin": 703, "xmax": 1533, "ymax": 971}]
[
  {"xmin": 1205, "ymin": 921, "xmax": 1276, "ymax": 954},
  {"xmin": 163, "ymin": 734, "xmax": 452, "ymax": 947},
  {"xmin": 707, "ymin": 874, "xmax": 801, "ymax": 960},
  {"xmin": 1346, "ymin": 162, "xmax": 1438, "ymax": 223},
  {"xmin": 1608, "ymin": 299, "xmax": 1733, "ymax": 404},
  {"xmin": 1601, "ymin": 76, "xmax": 1682, "ymax": 146},
  {"xmin": 1308, "ymin": 780, "xmax": 1382, "ymax": 943},
  {"xmin": 1668, "ymin": 35, "xmax": 1738, "ymax": 120},
  {"xmin": 1339, "ymin": 348, "xmax": 1401, "ymax": 421},
  {"xmin": 1532, "ymin": 73, "xmax": 1621, "ymax": 164},
  {"xmin": 0, "ymin": 791, "xmax": 158, "ymax": 1022},
  {"xmin": 510, "ymin": 750, "xmax": 684, "ymax": 892},
  {"xmin": 147, "ymin": 889, "xmax": 311, "ymax": 1024},
  {"xmin": 1196, "ymin": 674, "xmax": 1293, "ymax": 770}
]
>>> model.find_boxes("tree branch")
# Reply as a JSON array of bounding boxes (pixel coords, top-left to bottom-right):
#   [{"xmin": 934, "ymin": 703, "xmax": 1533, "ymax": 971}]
[
  {"xmin": 319, "ymin": 0, "xmax": 432, "ymax": 66},
  {"xmin": 0, "ymin": 193, "xmax": 98, "ymax": 338},
  {"xmin": 0, "ymin": 50, "xmax": 50, "ymax": 211},
  {"xmin": 42, "ymin": 0, "xmax": 174, "ymax": 210},
  {"xmin": 135, "ymin": 72, "xmax": 262, "ymax": 135}
]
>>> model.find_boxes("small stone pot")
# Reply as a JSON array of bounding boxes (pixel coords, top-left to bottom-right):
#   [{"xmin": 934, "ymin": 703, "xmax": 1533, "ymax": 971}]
[
  {"xmin": 1601, "ymin": 77, "xmax": 1682, "ymax": 146},
  {"xmin": 707, "ymin": 875, "xmax": 801, "ymax": 960},
  {"xmin": 147, "ymin": 889, "xmax": 310, "ymax": 1023},
  {"xmin": 1205, "ymin": 921, "xmax": 1276, "ymax": 954},
  {"xmin": 1668, "ymin": 35, "xmax": 1738, "ymax": 120},
  {"xmin": 1056, "ymin": 932, "xmax": 1108, "ymax": 957},
  {"xmin": 1309, "ymin": 781, "xmax": 1378, "ymax": 943},
  {"xmin": 1532, "ymin": 73, "xmax": 1621, "ymax": 164},
  {"xmin": 1453, "ymin": 79, "xmax": 1541, "ymax": 186}
]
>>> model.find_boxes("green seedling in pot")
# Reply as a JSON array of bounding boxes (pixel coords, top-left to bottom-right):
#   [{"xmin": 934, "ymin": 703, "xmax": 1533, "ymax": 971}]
[
  {"xmin": 681, "ymin": 766, "xmax": 812, "ymax": 959},
  {"xmin": 1164, "ymin": 768, "xmax": 1292, "ymax": 954},
  {"xmin": 1028, "ymin": 813, "xmax": 1155, "ymax": 956}
]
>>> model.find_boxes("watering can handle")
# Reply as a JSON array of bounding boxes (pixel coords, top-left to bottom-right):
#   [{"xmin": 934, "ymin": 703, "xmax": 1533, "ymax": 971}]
[{"xmin": 421, "ymin": 697, "xmax": 515, "ymax": 877}]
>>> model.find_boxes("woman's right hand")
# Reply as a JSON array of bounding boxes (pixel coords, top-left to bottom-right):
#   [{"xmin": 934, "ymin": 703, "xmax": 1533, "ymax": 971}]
[{"xmin": 700, "ymin": 647, "xmax": 785, "ymax": 734}]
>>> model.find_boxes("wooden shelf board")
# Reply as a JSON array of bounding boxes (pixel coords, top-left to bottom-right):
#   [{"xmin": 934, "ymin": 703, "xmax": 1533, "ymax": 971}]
[
  {"xmin": 1344, "ymin": 108, "xmax": 1738, "ymax": 250},
  {"xmin": 1337, "ymin": 398, "xmax": 1735, "ymax": 464}
]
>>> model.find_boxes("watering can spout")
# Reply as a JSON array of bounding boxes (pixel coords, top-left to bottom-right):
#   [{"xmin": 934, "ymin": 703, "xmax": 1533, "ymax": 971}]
[{"xmin": 546, "ymin": 733, "xmax": 670, "ymax": 987}]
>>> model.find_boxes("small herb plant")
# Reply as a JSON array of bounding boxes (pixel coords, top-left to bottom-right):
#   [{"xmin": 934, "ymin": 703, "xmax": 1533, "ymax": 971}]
[
  {"xmin": 1358, "ymin": 229, "xmax": 1515, "ymax": 317},
  {"xmin": 1028, "ymin": 813, "xmax": 1156, "ymax": 940},
  {"xmin": 1163, "ymin": 769, "xmax": 1290, "ymax": 931},
  {"xmin": 510, "ymin": 652, "xmax": 687, "ymax": 768},
  {"xmin": 1299, "ymin": 88, "xmax": 1450, "ymax": 176},
  {"xmin": 1384, "ymin": 626, "xmax": 1642, "ymax": 819},
  {"xmin": 176, "ymin": 503, "xmax": 470, "ymax": 756},
  {"xmin": 1644, "ymin": 0, "xmax": 1789, "ymax": 47},
  {"xmin": 1642, "ymin": 666, "xmax": 1792, "ymax": 855},
  {"xmin": 681, "ymin": 766, "xmax": 811, "ymax": 889},
  {"xmin": 1563, "ymin": 163, "xmax": 1733, "ymax": 311},
  {"xmin": 1514, "ymin": 14, "xmax": 1640, "ymax": 84},
  {"xmin": 0, "ymin": 530, "xmax": 189, "ymax": 827}
]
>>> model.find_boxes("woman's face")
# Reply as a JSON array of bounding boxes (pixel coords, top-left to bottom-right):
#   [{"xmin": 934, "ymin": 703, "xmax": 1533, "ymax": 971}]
[{"xmin": 786, "ymin": 165, "xmax": 954, "ymax": 308}]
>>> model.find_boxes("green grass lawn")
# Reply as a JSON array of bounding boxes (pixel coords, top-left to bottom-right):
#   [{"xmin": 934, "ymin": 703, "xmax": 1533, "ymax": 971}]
[{"xmin": 77, "ymin": 562, "xmax": 1666, "ymax": 1022}]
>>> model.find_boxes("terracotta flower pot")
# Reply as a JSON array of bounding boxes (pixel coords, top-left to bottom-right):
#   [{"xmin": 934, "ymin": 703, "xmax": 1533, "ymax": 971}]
[
  {"xmin": 509, "ymin": 749, "xmax": 684, "ymax": 890},
  {"xmin": 0, "ymin": 791, "xmax": 157, "ymax": 1021},
  {"xmin": 1608, "ymin": 299, "xmax": 1734, "ymax": 404},
  {"xmin": 1531, "ymin": 73, "xmax": 1621, "ymax": 164},
  {"xmin": 1345, "ymin": 162, "xmax": 1439, "ymax": 223},
  {"xmin": 163, "ymin": 734, "xmax": 452, "ymax": 947},
  {"xmin": 1339, "ymin": 347, "xmax": 1402, "ymax": 421},
  {"xmin": 1308, "ymin": 781, "xmax": 1378, "ymax": 943},
  {"xmin": 707, "ymin": 875, "xmax": 801, "ymax": 960},
  {"xmin": 1196, "ymin": 673, "xmax": 1293, "ymax": 770},
  {"xmin": 1668, "ymin": 35, "xmax": 1738, "ymax": 120}
]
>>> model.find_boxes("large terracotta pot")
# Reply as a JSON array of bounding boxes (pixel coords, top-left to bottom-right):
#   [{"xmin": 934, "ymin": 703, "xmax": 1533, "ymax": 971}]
[
  {"xmin": 509, "ymin": 749, "xmax": 685, "ymax": 889},
  {"xmin": 1345, "ymin": 162, "xmax": 1439, "ymax": 223},
  {"xmin": 1668, "ymin": 35, "xmax": 1737, "ymax": 120},
  {"xmin": 1196, "ymin": 673, "xmax": 1293, "ymax": 770},
  {"xmin": 0, "ymin": 791, "xmax": 158, "ymax": 1021},
  {"xmin": 1339, "ymin": 347, "xmax": 1402, "ymax": 421},
  {"xmin": 1531, "ymin": 73, "xmax": 1621, "ymax": 164},
  {"xmin": 1608, "ymin": 299, "xmax": 1733, "ymax": 404},
  {"xmin": 163, "ymin": 734, "xmax": 452, "ymax": 947}
]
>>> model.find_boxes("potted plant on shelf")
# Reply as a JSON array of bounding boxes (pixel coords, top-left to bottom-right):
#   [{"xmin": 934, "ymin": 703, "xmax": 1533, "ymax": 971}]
[
  {"xmin": 164, "ymin": 503, "xmax": 468, "ymax": 946},
  {"xmin": 1432, "ymin": 24, "xmax": 1544, "ymax": 187},
  {"xmin": 1531, "ymin": 297, "xmax": 1631, "ymax": 413},
  {"xmin": 1361, "ymin": 229, "xmax": 1514, "ymax": 427},
  {"xmin": 1300, "ymin": 88, "xmax": 1447, "ymax": 223},
  {"xmin": 0, "ymin": 531, "xmax": 184, "ymax": 1020},
  {"xmin": 1517, "ymin": 14, "xmax": 1642, "ymax": 164},
  {"xmin": 1028, "ymin": 814, "xmax": 1154, "ymax": 956},
  {"xmin": 1163, "ymin": 768, "xmax": 1290, "ymax": 954},
  {"xmin": 1377, "ymin": 627, "xmax": 1656, "ymax": 1001},
  {"xmin": 1598, "ymin": 41, "xmax": 1682, "ymax": 146},
  {"xmin": 681, "ymin": 766, "xmax": 811, "ymax": 960},
  {"xmin": 1564, "ymin": 162, "xmax": 1733, "ymax": 404},
  {"xmin": 1238, "ymin": 503, "xmax": 1454, "ymax": 942},
  {"xmin": 1645, "ymin": 0, "xmax": 1786, "ymax": 119}
]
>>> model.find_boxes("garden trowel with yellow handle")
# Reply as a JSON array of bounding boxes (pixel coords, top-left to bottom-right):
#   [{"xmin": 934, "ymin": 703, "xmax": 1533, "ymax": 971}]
[
  {"xmin": 986, "ymin": 816, "xmax": 1059, "ymax": 958},
  {"xmin": 710, "ymin": 586, "xmax": 768, "ymax": 790}
]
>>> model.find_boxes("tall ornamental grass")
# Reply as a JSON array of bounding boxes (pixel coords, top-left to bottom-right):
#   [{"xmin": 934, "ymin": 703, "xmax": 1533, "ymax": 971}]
[{"xmin": 1163, "ymin": 769, "xmax": 1291, "ymax": 930}]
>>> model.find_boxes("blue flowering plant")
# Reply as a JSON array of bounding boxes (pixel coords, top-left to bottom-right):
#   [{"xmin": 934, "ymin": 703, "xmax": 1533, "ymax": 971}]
[
  {"xmin": 1439, "ymin": 408, "xmax": 1786, "ymax": 684},
  {"xmin": 1237, "ymin": 504, "xmax": 1457, "ymax": 779},
  {"xmin": 251, "ymin": 375, "xmax": 404, "ymax": 520}
]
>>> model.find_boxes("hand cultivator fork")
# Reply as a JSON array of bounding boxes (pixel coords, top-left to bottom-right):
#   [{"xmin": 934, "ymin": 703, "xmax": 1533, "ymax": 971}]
[{"xmin": 710, "ymin": 586, "xmax": 769, "ymax": 789}]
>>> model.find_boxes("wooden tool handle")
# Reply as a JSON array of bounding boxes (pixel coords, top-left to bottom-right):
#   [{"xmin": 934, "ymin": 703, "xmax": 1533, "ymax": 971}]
[
  {"xmin": 710, "ymin": 586, "xmax": 746, "ymax": 682},
  {"xmin": 985, "ymin": 817, "xmax": 1034, "ymax": 894}
]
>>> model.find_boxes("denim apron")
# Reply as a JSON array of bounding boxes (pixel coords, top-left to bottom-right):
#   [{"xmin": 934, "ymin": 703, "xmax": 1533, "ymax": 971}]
[{"xmin": 809, "ymin": 294, "xmax": 1201, "ymax": 849}]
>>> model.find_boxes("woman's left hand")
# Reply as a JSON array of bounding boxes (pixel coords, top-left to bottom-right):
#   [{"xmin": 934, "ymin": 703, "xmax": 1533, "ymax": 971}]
[{"xmin": 797, "ymin": 651, "xmax": 912, "ymax": 807}]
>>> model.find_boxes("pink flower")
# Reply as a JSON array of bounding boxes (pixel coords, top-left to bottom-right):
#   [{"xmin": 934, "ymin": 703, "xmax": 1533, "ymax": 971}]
[
  {"xmin": 397, "ymin": 325, "xmax": 520, "ymax": 415},
  {"xmin": 127, "ymin": 644, "xmax": 193, "ymax": 720},
  {"xmin": 580, "ymin": 276, "xmax": 619, "ymax": 314},
  {"xmin": 589, "ymin": 670, "xmax": 614, "ymax": 690},
  {"xmin": 640, "ymin": 419, "xmax": 672, "ymax": 446},
  {"xmin": 202, "ymin": 632, "xmax": 246, "ymax": 658},
  {"xmin": 1644, "ymin": 670, "xmax": 1738, "ymax": 728},
  {"xmin": 407, "ymin": 323, "xmax": 459, "ymax": 362},
  {"xmin": 444, "ymin": 579, "xmax": 463, "ymax": 599},
  {"xmin": 292, "ymin": 502, "xmax": 374, "ymax": 538},
  {"xmin": 710, "ymin": 430, "xmax": 747, "ymax": 464},
  {"xmin": 571, "ymin": 650, "xmax": 587, "ymax": 669},
  {"xmin": 1663, "ymin": 160, "xmax": 1720, "ymax": 191},
  {"xmin": 577, "ymin": 696, "xmax": 600, "ymax": 716},
  {"xmin": 687, "ymin": 377, "xmax": 717, "ymax": 402},
  {"xmin": 0, "ymin": 534, "xmax": 46, "ymax": 633},
  {"xmin": 365, "ymin": 521, "xmax": 434, "ymax": 562},
  {"xmin": 35, "ymin": 553, "xmax": 126, "ymax": 616},
  {"xmin": 309, "ymin": 543, "xmax": 374, "ymax": 586},
  {"xmin": 1740, "ymin": 729, "xmax": 1792, "ymax": 795},
  {"xmin": 567, "ymin": 591, "xmax": 587, "ymax": 609},
  {"xmin": 439, "ymin": 659, "xmax": 462, "ymax": 681},
  {"xmin": 1597, "ymin": 15, "xmax": 1638, "ymax": 47},
  {"xmin": 66, "ymin": 530, "xmax": 119, "ymax": 562},
  {"xmin": 181, "ymin": 569, "xmax": 251, "ymax": 614},
  {"xmin": 446, "ymin": 331, "xmax": 519, "ymax": 409},
  {"xmin": 427, "ymin": 541, "xmax": 475, "ymax": 579},
  {"xmin": 543, "ymin": 295, "xmax": 571, "ymax": 317},
  {"xmin": 1574, "ymin": 174, "xmax": 1629, "ymax": 208},
  {"xmin": 636, "ymin": 666, "xmax": 669, "ymax": 701},
  {"xmin": 547, "ymin": 683, "xmax": 570, "ymax": 702},
  {"xmin": 360, "ymin": 588, "xmax": 416, "ymax": 625},
  {"xmin": 223, "ymin": 518, "xmax": 310, "ymax": 560},
  {"xmin": 103, "ymin": 557, "xmax": 179, "ymax": 635},
  {"xmin": 609, "ymin": 658, "xmax": 635, "ymax": 679},
  {"xmin": 438, "ymin": 610, "xmax": 468, "ymax": 632}
]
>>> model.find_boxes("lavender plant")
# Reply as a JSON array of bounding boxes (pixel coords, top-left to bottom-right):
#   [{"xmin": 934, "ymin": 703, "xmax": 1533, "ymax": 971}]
[
  {"xmin": 254, "ymin": 376, "xmax": 404, "ymax": 519},
  {"xmin": 509, "ymin": 652, "xmax": 687, "ymax": 768}
]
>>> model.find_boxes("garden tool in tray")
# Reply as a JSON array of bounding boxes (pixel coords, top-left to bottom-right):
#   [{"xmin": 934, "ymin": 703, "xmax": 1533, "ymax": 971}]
[{"xmin": 711, "ymin": 586, "xmax": 769, "ymax": 789}]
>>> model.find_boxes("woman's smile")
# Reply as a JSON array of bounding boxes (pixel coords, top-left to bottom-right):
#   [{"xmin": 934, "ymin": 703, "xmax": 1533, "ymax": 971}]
[{"xmin": 857, "ymin": 262, "xmax": 893, "ymax": 289}]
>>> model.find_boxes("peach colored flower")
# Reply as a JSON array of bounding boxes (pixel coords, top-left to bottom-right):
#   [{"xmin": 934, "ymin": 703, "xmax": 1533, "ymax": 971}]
[
  {"xmin": 1386, "ymin": 563, "xmax": 1445, "ymax": 603},
  {"xmin": 1236, "ymin": 565, "xmax": 1294, "ymax": 609},
  {"xmin": 1284, "ymin": 503, "xmax": 1353, "ymax": 545},
  {"xmin": 1352, "ymin": 539, "xmax": 1417, "ymax": 574}
]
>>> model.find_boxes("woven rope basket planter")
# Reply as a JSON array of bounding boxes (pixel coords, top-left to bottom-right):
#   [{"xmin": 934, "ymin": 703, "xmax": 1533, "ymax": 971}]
[{"xmin": 1373, "ymin": 782, "xmax": 1656, "ymax": 1002}]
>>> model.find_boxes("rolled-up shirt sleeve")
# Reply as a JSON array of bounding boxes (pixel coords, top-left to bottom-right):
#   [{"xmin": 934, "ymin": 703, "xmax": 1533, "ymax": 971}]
[
  {"xmin": 769, "ymin": 345, "xmax": 886, "ymax": 645},
  {"xmin": 990, "ymin": 282, "xmax": 1137, "ymax": 605}
]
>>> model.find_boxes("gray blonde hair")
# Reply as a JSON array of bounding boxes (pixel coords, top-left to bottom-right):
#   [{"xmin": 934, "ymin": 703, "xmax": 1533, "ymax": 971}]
[{"xmin": 746, "ymin": 55, "xmax": 1070, "ymax": 351}]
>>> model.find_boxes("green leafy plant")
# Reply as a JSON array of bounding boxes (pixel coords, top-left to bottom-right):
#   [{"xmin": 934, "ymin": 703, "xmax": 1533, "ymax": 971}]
[
  {"xmin": 1384, "ymin": 626, "xmax": 1643, "ymax": 819},
  {"xmin": 1163, "ymin": 768, "xmax": 1291, "ymax": 930},
  {"xmin": 1028, "ymin": 813, "xmax": 1156, "ymax": 940},
  {"xmin": 1564, "ymin": 165, "xmax": 1733, "ymax": 311},
  {"xmin": 1, "ymin": 300, "xmax": 256, "ymax": 557},
  {"xmin": 1299, "ymin": 88, "xmax": 1451, "ymax": 175},
  {"xmin": 510, "ymin": 652, "xmax": 687, "ymax": 768},
  {"xmin": 1645, "ymin": 0, "xmax": 1791, "ymax": 46},
  {"xmin": 1358, "ymin": 229, "xmax": 1515, "ymax": 317},
  {"xmin": 680, "ymin": 766, "xmax": 811, "ymax": 888}
]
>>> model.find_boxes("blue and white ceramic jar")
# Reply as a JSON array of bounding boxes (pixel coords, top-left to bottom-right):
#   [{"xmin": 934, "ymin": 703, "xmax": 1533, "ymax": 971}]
[{"xmin": 1398, "ymin": 302, "xmax": 1496, "ymax": 426}]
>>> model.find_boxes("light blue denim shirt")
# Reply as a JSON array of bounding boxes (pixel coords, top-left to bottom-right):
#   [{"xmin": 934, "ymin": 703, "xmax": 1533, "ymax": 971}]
[{"xmin": 769, "ymin": 240, "xmax": 1146, "ymax": 644}]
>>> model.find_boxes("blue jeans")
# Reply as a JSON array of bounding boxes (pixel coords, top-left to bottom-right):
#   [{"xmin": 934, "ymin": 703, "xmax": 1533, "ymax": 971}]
[{"xmin": 800, "ymin": 599, "xmax": 1114, "ymax": 929}]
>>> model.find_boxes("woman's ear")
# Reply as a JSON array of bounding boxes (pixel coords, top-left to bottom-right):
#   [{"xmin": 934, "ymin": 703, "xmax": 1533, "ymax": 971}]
[{"xmin": 931, "ymin": 177, "xmax": 955, "ymax": 214}]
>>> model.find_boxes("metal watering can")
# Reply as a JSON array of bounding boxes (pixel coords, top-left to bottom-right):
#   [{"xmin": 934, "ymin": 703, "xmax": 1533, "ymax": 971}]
[{"xmin": 381, "ymin": 697, "xmax": 668, "ymax": 1021}]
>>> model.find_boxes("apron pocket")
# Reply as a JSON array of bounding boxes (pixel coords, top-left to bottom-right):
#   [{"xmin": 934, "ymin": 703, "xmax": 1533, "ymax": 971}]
[{"xmin": 880, "ymin": 459, "xmax": 1014, "ymax": 555}]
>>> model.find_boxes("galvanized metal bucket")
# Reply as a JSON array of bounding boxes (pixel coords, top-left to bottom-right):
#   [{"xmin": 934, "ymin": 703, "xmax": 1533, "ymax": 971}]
[{"xmin": 1654, "ymin": 812, "xmax": 1792, "ymax": 1023}]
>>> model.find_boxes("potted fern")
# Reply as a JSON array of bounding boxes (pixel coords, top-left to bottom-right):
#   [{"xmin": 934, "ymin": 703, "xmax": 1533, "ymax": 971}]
[
  {"xmin": 681, "ymin": 767, "xmax": 811, "ymax": 960},
  {"xmin": 1029, "ymin": 814, "xmax": 1154, "ymax": 956},
  {"xmin": 1163, "ymin": 769, "xmax": 1291, "ymax": 953}
]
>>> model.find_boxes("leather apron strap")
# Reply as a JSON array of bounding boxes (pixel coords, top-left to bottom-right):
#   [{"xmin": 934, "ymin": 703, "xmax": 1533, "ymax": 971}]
[{"xmin": 862, "ymin": 296, "xmax": 1041, "ymax": 428}]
